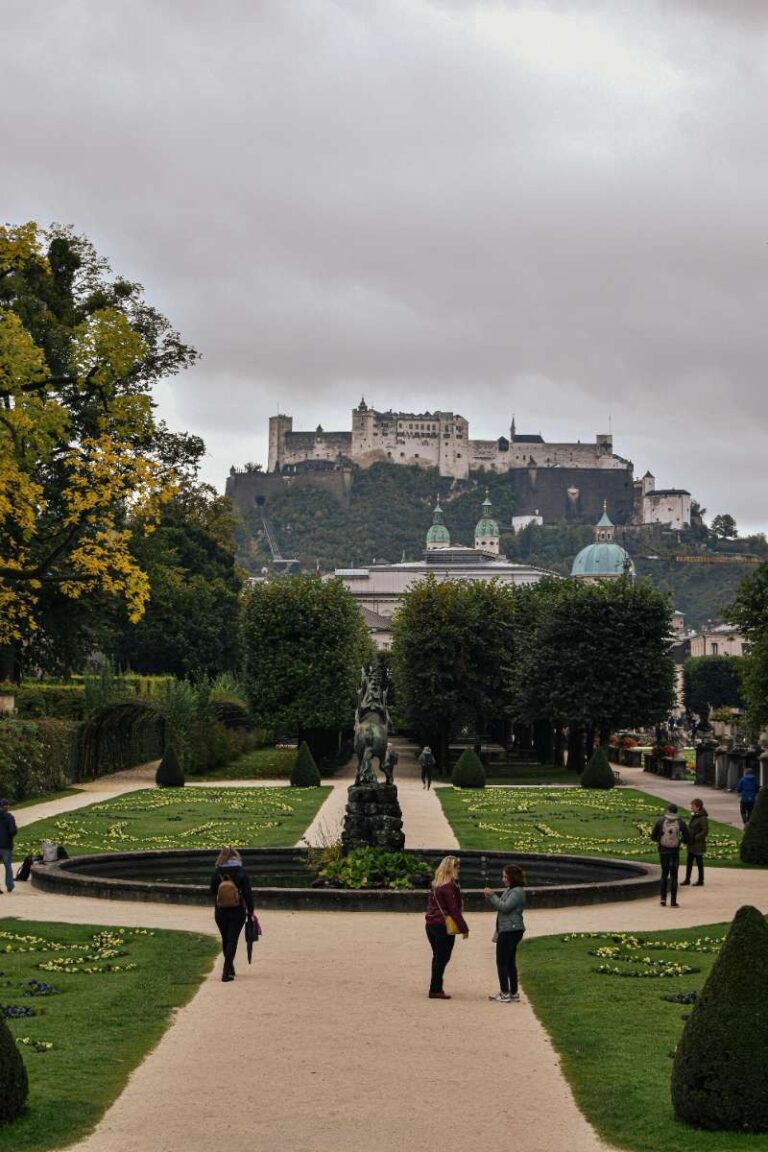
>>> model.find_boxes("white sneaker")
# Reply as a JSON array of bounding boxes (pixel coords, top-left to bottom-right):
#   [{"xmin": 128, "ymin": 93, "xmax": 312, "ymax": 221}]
[
  {"xmin": 488, "ymin": 992, "xmax": 511, "ymax": 1002},
  {"xmin": 507, "ymin": 993, "xmax": 521, "ymax": 1002}
]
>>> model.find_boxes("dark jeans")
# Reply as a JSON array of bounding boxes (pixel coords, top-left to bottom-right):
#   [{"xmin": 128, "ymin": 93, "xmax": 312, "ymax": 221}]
[
  {"xmin": 421, "ymin": 767, "xmax": 432, "ymax": 789},
  {"xmin": 741, "ymin": 800, "xmax": 755, "ymax": 824},
  {"xmin": 685, "ymin": 853, "xmax": 704, "ymax": 883},
  {"xmin": 659, "ymin": 850, "xmax": 680, "ymax": 902},
  {"xmin": 0, "ymin": 849, "xmax": 13, "ymax": 892},
  {"xmin": 496, "ymin": 929, "xmax": 524, "ymax": 995},
  {"xmin": 215, "ymin": 908, "xmax": 246, "ymax": 977},
  {"xmin": 426, "ymin": 922, "xmax": 455, "ymax": 993}
]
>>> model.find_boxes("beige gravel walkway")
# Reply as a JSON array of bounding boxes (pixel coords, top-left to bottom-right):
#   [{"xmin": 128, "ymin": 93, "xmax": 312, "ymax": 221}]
[
  {"xmin": 618, "ymin": 764, "xmax": 744, "ymax": 830},
  {"xmin": 6, "ymin": 755, "xmax": 766, "ymax": 1152}
]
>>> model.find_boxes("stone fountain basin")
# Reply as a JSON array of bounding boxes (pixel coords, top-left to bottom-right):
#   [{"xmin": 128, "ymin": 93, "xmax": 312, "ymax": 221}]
[{"xmin": 31, "ymin": 848, "xmax": 661, "ymax": 910}]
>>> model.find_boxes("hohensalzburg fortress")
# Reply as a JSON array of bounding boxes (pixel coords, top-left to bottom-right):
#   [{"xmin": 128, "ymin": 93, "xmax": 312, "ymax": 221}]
[{"xmin": 268, "ymin": 398, "xmax": 623, "ymax": 480}]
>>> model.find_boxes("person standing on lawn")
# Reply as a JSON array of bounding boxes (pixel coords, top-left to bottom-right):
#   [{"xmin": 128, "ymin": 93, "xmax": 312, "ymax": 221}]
[
  {"xmin": 650, "ymin": 803, "xmax": 690, "ymax": 907},
  {"xmin": 210, "ymin": 846, "xmax": 255, "ymax": 982},
  {"xmin": 424, "ymin": 855, "xmax": 469, "ymax": 999},
  {"xmin": 681, "ymin": 798, "xmax": 709, "ymax": 887},
  {"xmin": 0, "ymin": 799, "xmax": 17, "ymax": 894},
  {"xmin": 484, "ymin": 864, "xmax": 526, "ymax": 1003},
  {"xmin": 736, "ymin": 766, "xmax": 759, "ymax": 825}
]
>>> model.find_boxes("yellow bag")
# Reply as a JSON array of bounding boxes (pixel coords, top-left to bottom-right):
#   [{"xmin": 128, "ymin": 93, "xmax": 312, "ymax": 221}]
[{"xmin": 445, "ymin": 915, "xmax": 459, "ymax": 935}]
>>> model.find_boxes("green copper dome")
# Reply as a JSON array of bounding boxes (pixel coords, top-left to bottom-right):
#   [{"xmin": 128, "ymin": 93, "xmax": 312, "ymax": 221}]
[
  {"xmin": 426, "ymin": 498, "xmax": 451, "ymax": 547},
  {"xmin": 571, "ymin": 542, "xmax": 634, "ymax": 578},
  {"xmin": 475, "ymin": 491, "xmax": 499, "ymax": 538}
]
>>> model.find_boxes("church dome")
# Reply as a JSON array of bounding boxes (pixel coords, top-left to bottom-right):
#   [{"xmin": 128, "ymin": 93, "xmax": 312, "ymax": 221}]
[
  {"xmin": 475, "ymin": 491, "xmax": 499, "ymax": 539},
  {"xmin": 571, "ymin": 542, "xmax": 634, "ymax": 579},
  {"xmin": 426, "ymin": 498, "xmax": 451, "ymax": 549}
]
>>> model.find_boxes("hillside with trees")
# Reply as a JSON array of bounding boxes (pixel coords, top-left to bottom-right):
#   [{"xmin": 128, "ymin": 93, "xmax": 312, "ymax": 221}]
[{"xmin": 233, "ymin": 463, "xmax": 765, "ymax": 629}]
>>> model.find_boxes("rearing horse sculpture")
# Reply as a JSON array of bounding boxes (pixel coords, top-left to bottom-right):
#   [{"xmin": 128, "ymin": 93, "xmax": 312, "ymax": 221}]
[{"xmin": 354, "ymin": 665, "xmax": 389, "ymax": 785}]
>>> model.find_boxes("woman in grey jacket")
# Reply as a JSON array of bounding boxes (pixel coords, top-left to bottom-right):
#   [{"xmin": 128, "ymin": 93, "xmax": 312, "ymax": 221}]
[{"xmin": 484, "ymin": 864, "xmax": 526, "ymax": 1002}]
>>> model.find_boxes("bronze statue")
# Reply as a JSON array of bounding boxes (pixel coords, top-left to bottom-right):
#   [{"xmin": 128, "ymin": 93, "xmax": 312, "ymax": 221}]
[{"xmin": 354, "ymin": 665, "xmax": 389, "ymax": 785}]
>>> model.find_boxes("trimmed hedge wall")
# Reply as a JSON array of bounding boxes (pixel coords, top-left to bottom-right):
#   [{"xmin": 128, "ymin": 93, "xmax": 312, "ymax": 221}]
[{"xmin": 0, "ymin": 719, "xmax": 80, "ymax": 802}]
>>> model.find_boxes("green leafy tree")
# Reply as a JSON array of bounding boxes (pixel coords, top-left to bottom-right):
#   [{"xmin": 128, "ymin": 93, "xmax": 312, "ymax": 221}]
[
  {"xmin": 242, "ymin": 576, "xmax": 371, "ymax": 755},
  {"xmin": 290, "ymin": 740, "xmax": 321, "ymax": 787},
  {"xmin": 0, "ymin": 222, "xmax": 199, "ymax": 679},
  {"xmin": 117, "ymin": 485, "xmax": 241, "ymax": 678},
  {"xmin": 731, "ymin": 562, "xmax": 768, "ymax": 729},
  {"xmin": 710, "ymin": 513, "xmax": 738, "ymax": 539},
  {"xmin": 671, "ymin": 905, "xmax": 768, "ymax": 1131},
  {"xmin": 683, "ymin": 655, "xmax": 744, "ymax": 714}
]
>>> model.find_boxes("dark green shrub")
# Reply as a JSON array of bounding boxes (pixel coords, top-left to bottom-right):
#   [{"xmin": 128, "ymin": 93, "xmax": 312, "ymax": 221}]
[
  {"xmin": 13, "ymin": 684, "xmax": 86, "ymax": 720},
  {"xmin": 671, "ymin": 905, "xmax": 768, "ymax": 1131},
  {"xmin": 156, "ymin": 744, "xmax": 185, "ymax": 788},
  {"xmin": 318, "ymin": 847, "xmax": 431, "ymax": 889},
  {"xmin": 0, "ymin": 719, "xmax": 80, "ymax": 801},
  {"xmin": 580, "ymin": 746, "xmax": 616, "ymax": 790},
  {"xmin": 740, "ymin": 787, "xmax": 768, "ymax": 864},
  {"xmin": 451, "ymin": 748, "xmax": 486, "ymax": 789},
  {"xmin": 0, "ymin": 1013, "xmax": 29, "ymax": 1127},
  {"xmin": 290, "ymin": 741, "xmax": 321, "ymax": 787}
]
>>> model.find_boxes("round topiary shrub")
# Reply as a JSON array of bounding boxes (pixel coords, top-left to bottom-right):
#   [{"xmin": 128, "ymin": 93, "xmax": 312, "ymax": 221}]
[
  {"xmin": 451, "ymin": 748, "xmax": 486, "ymax": 789},
  {"xmin": 156, "ymin": 743, "xmax": 185, "ymax": 788},
  {"xmin": 671, "ymin": 904, "xmax": 768, "ymax": 1131},
  {"xmin": 580, "ymin": 746, "xmax": 616, "ymax": 790},
  {"xmin": 0, "ymin": 1013, "xmax": 29, "ymax": 1127},
  {"xmin": 740, "ymin": 787, "xmax": 768, "ymax": 864},
  {"xmin": 290, "ymin": 741, "xmax": 321, "ymax": 787}
]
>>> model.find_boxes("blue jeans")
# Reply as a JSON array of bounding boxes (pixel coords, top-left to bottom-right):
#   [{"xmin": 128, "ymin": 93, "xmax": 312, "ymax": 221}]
[{"xmin": 0, "ymin": 849, "xmax": 14, "ymax": 892}]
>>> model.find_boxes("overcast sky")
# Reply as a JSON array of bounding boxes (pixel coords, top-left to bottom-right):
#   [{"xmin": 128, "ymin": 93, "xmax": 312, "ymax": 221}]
[{"xmin": 3, "ymin": 1, "xmax": 767, "ymax": 531}]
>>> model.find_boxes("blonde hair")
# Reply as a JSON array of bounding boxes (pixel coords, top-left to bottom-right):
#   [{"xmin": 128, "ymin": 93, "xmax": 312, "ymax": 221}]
[
  {"xmin": 215, "ymin": 846, "xmax": 242, "ymax": 867},
  {"xmin": 433, "ymin": 855, "xmax": 460, "ymax": 886}
]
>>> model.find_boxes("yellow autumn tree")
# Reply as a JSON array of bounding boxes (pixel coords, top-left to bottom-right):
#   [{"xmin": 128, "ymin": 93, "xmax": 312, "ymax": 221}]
[{"xmin": 0, "ymin": 223, "xmax": 199, "ymax": 676}]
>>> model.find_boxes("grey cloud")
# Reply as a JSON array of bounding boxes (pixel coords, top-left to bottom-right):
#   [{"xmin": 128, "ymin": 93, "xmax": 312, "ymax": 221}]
[{"xmin": 1, "ymin": 0, "xmax": 767, "ymax": 531}]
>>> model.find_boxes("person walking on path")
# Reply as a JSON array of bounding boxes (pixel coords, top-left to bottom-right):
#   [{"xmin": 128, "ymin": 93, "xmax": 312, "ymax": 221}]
[
  {"xmin": 0, "ymin": 799, "xmax": 17, "ymax": 894},
  {"xmin": 419, "ymin": 745, "xmax": 435, "ymax": 789},
  {"xmin": 383, "ymin": 741, "xmax": 399, "ymax": 784},
  {"xmin": 681, "ymin": 799, "xmax": 709, "ymax": 887},
  {"xmin": 650, "ymin": 803, "xmax": 690, "ymax": 907},
  {"xmin": 210, "ymin": 846, "xmax": 255, "ymax": 982},
  {"xmin": 425, "ymin": 855, "xmax": 469, "ymax": 999},
  {"xmin": 736, "ymin": 766, "xmax": 759, "ymax": 825},
  {"xmin": 484, "ymin": 864, "xmax": 526, "ymax": 1003}
]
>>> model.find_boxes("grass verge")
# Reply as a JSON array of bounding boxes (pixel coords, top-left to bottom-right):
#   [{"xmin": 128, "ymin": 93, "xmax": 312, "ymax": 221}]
[
  {"xmin": 198, "ymin": 746, "xmax": 296, "ymax": 780},
  {"xmin": 15, "ymin": 785, "xmax": 331, "ymax": 855},
  {"xmin": 523, "ymin": 922, "xmax": 768, "ymax": 1152},
  {"xmin": 0, "ymin": 918, "xmax": 217, "ymax": 1152},
  {"xmin": 438, "ymin": 785, "xmax": 747, "ymax": 866}
]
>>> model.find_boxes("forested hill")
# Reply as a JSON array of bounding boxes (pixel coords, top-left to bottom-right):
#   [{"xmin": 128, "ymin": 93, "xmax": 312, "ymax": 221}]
[{"xmin": 233, "ymin": 462, "xmax": 765, "ymax": 628}]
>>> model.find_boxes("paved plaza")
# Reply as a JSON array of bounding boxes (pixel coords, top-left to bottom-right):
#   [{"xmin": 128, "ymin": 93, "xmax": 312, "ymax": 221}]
[{"xmin": 5, "ymin": 757, "xmax": 763, "ymax": 1152}]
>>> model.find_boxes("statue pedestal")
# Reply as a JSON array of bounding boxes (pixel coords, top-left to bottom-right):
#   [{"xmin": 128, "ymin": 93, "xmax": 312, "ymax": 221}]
[{"xmin": 341, "ymin": 783, "xmax": 405, "ymax": 852}]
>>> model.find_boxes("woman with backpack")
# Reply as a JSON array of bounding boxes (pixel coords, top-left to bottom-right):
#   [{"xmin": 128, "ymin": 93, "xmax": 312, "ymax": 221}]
[
  {"xmin": 210, "ymin": 846, "xmax": 255, "ymax": 982},
  {"xmin": 650, "ymin": 803, "xmax": 690, "ymax": 907}
]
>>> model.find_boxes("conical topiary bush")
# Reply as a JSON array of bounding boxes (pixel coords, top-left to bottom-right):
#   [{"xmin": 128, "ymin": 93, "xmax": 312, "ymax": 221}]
[
  {"xmin": 290, "ymin": 741, "xmax": 321, "ymax": 787},
  {"xmin": 451, "ymin": 748, "xmax": 486, "ymax": 789},
  {"xmin": 580, "ymin": 746, "xmax": 615, "ymax": 790},
  {"xmin": 0, "ymin": 1014, "xmax": 29, "ymax": 1127},
  {"xmin": 740, "ymin": 787, "xmax": 768, "ymax": 864},
  {"xmin": 155, "ymin": 743, "xmax": 185, "ymax": 788},
  {"xmin": 671, "ymin": 905, "xmax": 768, "ymax": 1131}
]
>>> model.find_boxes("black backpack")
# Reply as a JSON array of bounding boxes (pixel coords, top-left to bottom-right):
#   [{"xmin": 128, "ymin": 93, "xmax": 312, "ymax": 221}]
[{"xmin": 15, "ymin": 855, "xmax": 34, "ymax": 882}]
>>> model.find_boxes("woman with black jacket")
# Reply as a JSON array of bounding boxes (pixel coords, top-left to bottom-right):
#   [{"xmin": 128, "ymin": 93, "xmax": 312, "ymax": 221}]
[{"xmin": 210, "ymin": 846, "xmax": 255, "ymax": 982}]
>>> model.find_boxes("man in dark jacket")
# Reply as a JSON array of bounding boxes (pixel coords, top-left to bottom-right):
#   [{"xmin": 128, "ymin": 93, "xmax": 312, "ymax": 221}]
[
  {"xmin": 736, "ymin": 767, "xmax": 759, "ymax": 825},
  {"xmin": 0, "ymin": 799, "xmax": 18, "ymax": 894},
  {"xmin": 650, "ymin": 802, "xmax": 690, "ymax": 908}
]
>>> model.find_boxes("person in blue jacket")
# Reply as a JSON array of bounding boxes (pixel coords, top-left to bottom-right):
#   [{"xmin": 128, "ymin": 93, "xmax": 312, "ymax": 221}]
[{"xmin": 736, "ymin": 767, "xmax": 759, "ymax": 825}]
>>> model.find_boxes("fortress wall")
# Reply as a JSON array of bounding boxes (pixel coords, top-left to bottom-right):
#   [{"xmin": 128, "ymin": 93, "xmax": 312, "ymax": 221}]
[
  {"xmin": 225, "ymin": 467, "xmax": 353, "ymax": 514},
  {"xmin": 279, "ymin": 431, "xmax": 351, "ymax": 469},
  {"xmin": 500, "ymin": 465, "xmax": 635, "ymax": 524}
]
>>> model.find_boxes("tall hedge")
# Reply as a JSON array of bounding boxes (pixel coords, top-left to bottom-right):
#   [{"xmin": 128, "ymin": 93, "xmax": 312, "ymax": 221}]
[
  {"xmin": 156, "ymin": 744, "xmax": 185, "ymax": 788},
  {"xmin": 451, "ymin": 748, "xmax": 486, "ymax": 789},
  {"xmin": 580, "ymin": 746, "xmax": 616, "ymax": 790},
  {"xmin": 0, "ymin": 1013, "xmax": 29, "ymax": 1127},
  {"xmin": 740, "ymin": 787, "xmax": 768, "ymax": 864},
  {"xmin": 290, "ymin": 741, "xmax": 321, "ymax": 787},
  {"xmin": 0, "ymin": 719, "xmax": 79, "ymax": 801},
  {"xmin": 671, "ymin": 905, "xmax": 768, "ymax": 1131}
]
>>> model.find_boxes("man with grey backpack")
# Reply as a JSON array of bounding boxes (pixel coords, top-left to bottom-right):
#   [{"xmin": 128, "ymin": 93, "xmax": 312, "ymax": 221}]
[{"xmin": 650, "ymin": 803, "xmax": 690, "ymax": 907}]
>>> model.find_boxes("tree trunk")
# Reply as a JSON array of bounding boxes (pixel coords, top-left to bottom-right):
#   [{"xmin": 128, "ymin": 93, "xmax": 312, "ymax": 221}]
[
  {"xmin": 553, "ymin": 724, "xmax": 565, "ymax": 768},
  {"xmin": 566, "ymin": 725, "xmax": 585, "ymax": 773},
  {"xmin": 0, "ymin": 646, "xmax": 20, "ymax": 683}
]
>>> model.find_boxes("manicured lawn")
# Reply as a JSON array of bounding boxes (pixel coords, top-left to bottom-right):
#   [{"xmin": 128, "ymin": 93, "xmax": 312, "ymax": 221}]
[
  {"xmin": 438, "ymin": 786, "xmax": 746, "ymax": 865},
  {"xmin": 484, "ymin": 763, "xmax": 574, "ymax": 785},
  {"xmin": 199, "ymin": 746, "xmax": 296, "ymax": 780},
  {"xmin": 524, "ymin": 922, "xmax": 768, "ymax": 1152},
  {"xmin": 15, "ymin": 785, "xmax": 330, "ymax": 855},
  {"xmin": 0, "ymin": 918, "xmax": 217, "ymax": 1152}
]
